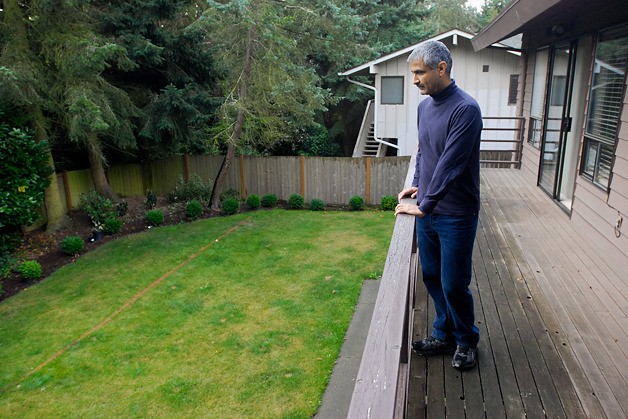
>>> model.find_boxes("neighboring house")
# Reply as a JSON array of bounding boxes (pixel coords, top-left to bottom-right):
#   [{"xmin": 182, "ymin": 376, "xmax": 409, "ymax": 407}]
[
  {"xmin": 472, "ymin": 0, "xmax": 628, "ymax": 265},
  {"xmin": 339, "ymin": 29, "xmax": 522, "ymax": 157}
]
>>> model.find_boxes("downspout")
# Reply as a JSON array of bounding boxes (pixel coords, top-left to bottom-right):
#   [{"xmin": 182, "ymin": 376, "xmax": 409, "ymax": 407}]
[{"xmin": 345, "ymin": 77, "xmax": 399, "ymax": 150}]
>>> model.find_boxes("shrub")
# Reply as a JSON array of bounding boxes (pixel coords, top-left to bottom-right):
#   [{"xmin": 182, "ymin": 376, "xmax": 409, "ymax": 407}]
[
  {"xmin": 381, "ymin": 195, "xmax": 396, "ymax": 211},
  {"xmin": 288, "ymin": 194, "xmax": 304, "ymax": 210},
  {"xmin": 0, "ymin": 252, "xmax": 15, "ymax": 279},
  {"xmin": 185, "ymin": 200, "xmax": 203, "ymax": 220},
  {"xmin": 145, "ymin": 189, "xmax": 157, "ymax": 209},
  {"xmin": 116, "ymin": 201, "xmax": 128, "ymax": 217},
  {"xmin": 19, "ymin": 260, "xmax": 42, "ymax": 280},
  {"xmin": 60, "ymin": 235, "xmax": 85, "ymax": 255},
  {"xmin": 349, "ymin": 195, "xmax": 365, "ymax": 211},
  {"xmin": 103, "ymin": 218, "xmax": 123, "ymax": 235},
  {"xmin": 246, "ymin": 194, "xmax": 261, "ymax": 210},
  {"xmin": 310, "ymin": 199, "xmax": 325, "ymax": 211},
  {"xmin": 80, "ymin": 191, "xmax": 116, "ymax": 229},
  {"xmin": 167, "ymin": 174, "xmax": 213, "ymax": 203},
  {"xmin": 221, "ymin": 198, "xmax": 240, "ymax": 215},
  {"xmin": 146, "ymin": 209, "xmax": 165, "ymax": 226},
  {"xmin": 261, "ymin": 194, "xmax": 278, "ymax": 208},
  {"xmin": 220, "ymin": 188, "xmax": 240, "ymax": 203},
  {"xmin": 0, "ymin": 120, "xmax": 53, "ymax": 231}
]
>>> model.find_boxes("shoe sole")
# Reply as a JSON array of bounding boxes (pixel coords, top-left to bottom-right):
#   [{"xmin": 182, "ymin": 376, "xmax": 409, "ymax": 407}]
[
  {"xmin": 452, "ymin": 360, "xmax": 477, "ymax": 371},
  {"xmin": 413, "ymin": 346, "xmax": 456, "ymax": 357}
]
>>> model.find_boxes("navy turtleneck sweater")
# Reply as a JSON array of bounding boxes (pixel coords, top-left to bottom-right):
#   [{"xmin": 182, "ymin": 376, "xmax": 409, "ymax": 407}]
[{"xmin": 412, "ymin": 80, "xmax": 482, "ymax": 216}]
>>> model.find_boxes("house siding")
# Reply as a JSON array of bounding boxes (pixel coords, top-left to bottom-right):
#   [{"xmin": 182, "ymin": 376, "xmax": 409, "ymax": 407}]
[
  {"xmin": 374, "ymin": 35, "xmax": 520, "ymax": 157},
  {"xmin": 519, "ymin": 31, "xmax": 628, "ymax": 267}
]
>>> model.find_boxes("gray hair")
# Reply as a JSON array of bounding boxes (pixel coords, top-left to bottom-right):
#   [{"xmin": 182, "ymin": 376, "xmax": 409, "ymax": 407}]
[{"xmin": 407, "ymin": 40, "xmax": 452, "ymax": 75}]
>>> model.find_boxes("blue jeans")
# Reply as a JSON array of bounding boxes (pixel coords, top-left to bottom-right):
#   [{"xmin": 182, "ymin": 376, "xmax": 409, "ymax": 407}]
[{"xmin": 416, "ymin": 213, "xmax": 480, "ymax": 348}]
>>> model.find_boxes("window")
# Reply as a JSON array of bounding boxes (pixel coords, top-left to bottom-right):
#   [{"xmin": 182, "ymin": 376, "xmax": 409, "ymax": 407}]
[
  {"xmin": 483, "ymin": 65, "xmax": 490, "ymax": 72},
  {"xmin": 508, "ymin": 74, "xmax": 519, "ymax": 105},
  {"xmin": 581, "ymin": 24, "xmax": 628, "ymax": 190},
  {"xmin": 381, "ymin": 77, "xmax": 404, "ymax": 104},
  {"xmin": 528, "ymin": 48, "xmax": 550, "ymax": 148}
]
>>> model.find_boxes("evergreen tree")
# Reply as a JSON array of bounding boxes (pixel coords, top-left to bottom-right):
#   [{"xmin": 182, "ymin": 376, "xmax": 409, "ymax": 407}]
[
  {"xmin": 92, "ymin": 0, "xmax": 220, "ymax": 161},
  {"xmin": 198, "ymin": 0, "xmax": 373, "ymax": 209},
  {"xmin": 0, "ymin": 0, "xmax": 70, "ymax": 230}
]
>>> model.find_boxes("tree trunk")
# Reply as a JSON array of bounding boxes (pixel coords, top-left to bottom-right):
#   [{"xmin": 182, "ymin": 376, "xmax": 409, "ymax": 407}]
[
  {"xmin": 4, "ymin": 0, "xmax": 69, "ymax": 231},
  {"xmin": 31, "ymin": 111, "xmax": 70, "ymax": 232},
  {"xmin": 209, "ymin": 25, "xmax": 256, "ymax": 211},
  {"xmin": 87, "ymin": 137, "xmax": 120, "ymax": 203}
]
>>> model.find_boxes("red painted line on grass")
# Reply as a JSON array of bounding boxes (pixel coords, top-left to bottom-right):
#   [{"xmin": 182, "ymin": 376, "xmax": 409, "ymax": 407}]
[{"xmin": 8, "ymin": 216, "xmax": 252, "ymax": 391}]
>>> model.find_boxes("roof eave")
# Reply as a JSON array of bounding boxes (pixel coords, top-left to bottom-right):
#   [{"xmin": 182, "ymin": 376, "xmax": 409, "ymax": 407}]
[{"xmin": 471, "ymin": 0, "xmax": 563, "ymax": 51}]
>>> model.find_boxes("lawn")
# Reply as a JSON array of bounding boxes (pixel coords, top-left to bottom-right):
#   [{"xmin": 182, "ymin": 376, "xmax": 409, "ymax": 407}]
[{"xmin": 0, "ymin": 209, "xmax": 394, "ymax": 417}]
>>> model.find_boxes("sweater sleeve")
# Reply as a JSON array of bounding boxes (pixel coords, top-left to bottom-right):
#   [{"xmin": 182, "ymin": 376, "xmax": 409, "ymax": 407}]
[
  {"xmin": 412, "ymin": 104, "xmax": 421, "ymax": 188},
  {"xmin": 418, "ymin": 105, "xmax": 482, "ymax": 214}
]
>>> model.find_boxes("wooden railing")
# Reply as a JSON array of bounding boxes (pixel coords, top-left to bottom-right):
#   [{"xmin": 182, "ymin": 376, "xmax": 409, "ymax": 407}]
[
  {"xmin": 480, "ymin": 116, "xmax": 526, "ymax": 168},
  {"xmin": 347, "ymin": 155, "xmax": 418, "ymax": 418}
]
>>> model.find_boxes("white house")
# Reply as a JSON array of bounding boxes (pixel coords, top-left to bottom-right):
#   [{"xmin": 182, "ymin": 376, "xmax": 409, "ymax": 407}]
[{"xmin": 339, "ymin": 29, "xmax": 523, "ymax": 157}]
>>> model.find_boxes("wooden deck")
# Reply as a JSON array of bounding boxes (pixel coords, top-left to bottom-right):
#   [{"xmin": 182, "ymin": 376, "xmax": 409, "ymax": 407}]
[{"xmin": 407, "ymin": 168, "xmax": 627, "ymax": 418}]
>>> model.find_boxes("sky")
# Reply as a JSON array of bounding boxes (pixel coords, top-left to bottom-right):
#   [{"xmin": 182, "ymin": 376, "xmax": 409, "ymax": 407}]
[{"xmin": 466, "ymin": 0, "xmax": 485, "ymax": 11}]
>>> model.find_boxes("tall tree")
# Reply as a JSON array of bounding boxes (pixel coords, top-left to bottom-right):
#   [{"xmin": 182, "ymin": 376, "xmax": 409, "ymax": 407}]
[
  {"xmin": 423, "ymin": 0, "xmax": 479, "ymax": 34},
  {"xmin": 92, "ymin": 0, "xmax": 220, "ymax": 162},
  {"xmin": 199, "ymin": 0, "xmax": 367, "ymax": 209},
  {"xmin": 478, "ymin": 0, "xmax": 508, "ymax": 29},
  {"xmin": 0, "ymin": 0, "xmax": 69, "ymax": 231}
]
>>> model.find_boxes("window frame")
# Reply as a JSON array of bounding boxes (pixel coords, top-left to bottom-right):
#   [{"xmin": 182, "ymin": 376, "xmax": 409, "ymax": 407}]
[
  {"xmin": 580, "ymin": 23, "xmax": 628, "ymax": 191},
  {"xmin": 380, "ymin": 76, "xmax": 405, "ymax": 105}
]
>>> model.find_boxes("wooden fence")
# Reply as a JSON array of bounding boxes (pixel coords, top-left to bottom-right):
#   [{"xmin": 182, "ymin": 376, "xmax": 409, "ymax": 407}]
[{"xmin": 56, "ymin": 155, "xmax": 412, "ymax": 211}]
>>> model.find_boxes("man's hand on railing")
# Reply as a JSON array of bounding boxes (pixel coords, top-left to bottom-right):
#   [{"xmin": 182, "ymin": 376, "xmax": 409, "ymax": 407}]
[
  {"xmin": 395, "ymin": 203, "xmax": 425, "ymax": 217},
  {"xmin": 397, "ymin": 186, "xmax": 418, "ymax": 202}
]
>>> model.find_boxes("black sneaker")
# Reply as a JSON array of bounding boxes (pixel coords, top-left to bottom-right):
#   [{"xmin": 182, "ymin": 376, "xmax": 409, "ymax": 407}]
[
  {"xmin": 452, "ymin": 345, "xmax": 478, "ymax": 371},
  {"xmin": 412, "ymin": 336, "xmax": 456, "ymax": 356}
]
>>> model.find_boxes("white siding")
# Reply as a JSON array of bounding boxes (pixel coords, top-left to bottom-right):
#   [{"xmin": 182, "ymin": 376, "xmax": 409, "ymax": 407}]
[{"xmin": 374, "ymin": 35, "xmax": 521, "ymax": 156}]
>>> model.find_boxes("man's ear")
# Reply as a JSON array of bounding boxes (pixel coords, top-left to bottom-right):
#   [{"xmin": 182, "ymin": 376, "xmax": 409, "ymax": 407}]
[{"xmin": 437, "ymin": 61, "xmax": 448, "ymax": 76}]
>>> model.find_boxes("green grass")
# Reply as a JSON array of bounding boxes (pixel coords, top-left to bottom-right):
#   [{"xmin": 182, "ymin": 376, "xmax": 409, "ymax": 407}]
[{"xmin": 0, "ymin": 209, "xmax": 394, "ymax": 417}]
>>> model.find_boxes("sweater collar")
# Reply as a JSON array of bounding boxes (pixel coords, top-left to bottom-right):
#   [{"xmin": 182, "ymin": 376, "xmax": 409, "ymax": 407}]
[{"xmin": 431, "ymin": 80, "xmax": 457, "ymax": 104}]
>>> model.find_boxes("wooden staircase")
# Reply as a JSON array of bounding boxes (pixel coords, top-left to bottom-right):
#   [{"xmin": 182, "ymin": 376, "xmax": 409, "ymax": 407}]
[{"xmin": 363, "ymin": 124, "xmax": 381, "ymax": 157}]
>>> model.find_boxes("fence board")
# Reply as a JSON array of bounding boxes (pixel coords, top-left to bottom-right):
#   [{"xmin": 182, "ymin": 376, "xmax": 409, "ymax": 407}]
[{"xmin": 109, "ymin": 164, "xmax": 144, "ymax": 197}]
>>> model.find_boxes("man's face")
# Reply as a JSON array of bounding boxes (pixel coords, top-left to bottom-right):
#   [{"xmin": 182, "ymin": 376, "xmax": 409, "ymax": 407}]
[{"xmin": 410, "ymin": 60, "xmax": 447, "ymax": 96}]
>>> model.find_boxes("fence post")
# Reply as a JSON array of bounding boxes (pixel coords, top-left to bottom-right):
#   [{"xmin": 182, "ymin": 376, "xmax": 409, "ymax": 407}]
[
  {"xmin": 366, "ymin": 157, "xmax": 371, "ymax": 205},
  {"xmin": 239, "ymin": 155, "xmax": 247, "ymax": 199},
  {"xmin": 182, "ymin": 154, "xmax": 190, "ymax": 181},
  {"xmin": 299, "ymin": 155, "xmax": 305, "ymax": 198}
]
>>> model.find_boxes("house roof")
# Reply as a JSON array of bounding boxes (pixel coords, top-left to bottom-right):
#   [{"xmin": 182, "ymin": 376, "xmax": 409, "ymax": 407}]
[
  {"xmin": 339, "ymin": 29, "xmax": 520, "ymax": 77},
  {"xmin": 471, "ymin": 0, "xmax": 561, "ymax": 51},
  {"xmin": 472, "ymin": 0, "xmax": 628, "ymax": 51}
]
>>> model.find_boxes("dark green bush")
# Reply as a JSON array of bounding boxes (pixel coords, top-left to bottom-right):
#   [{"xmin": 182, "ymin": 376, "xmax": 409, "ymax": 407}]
[
  {"xmin": 380, "ymin": 195, "xmax": 396, "ymax": 211},
  {"xmin": 60, "ymin": 235, "xmax": 85, "ymax": 255},
  {"xmin": 146, "ymin": 209, "xmax": 165, "ymax": 226},
  {"xmin": 221, "ymin": 198, "xmax": 240, "ymax": 215},
  {"xmin": 220, "ymin": 188, "xmax": 240, "ymax": 203},
  {"xmin": 310, "ymin": 199, "xmax": 325, "ymax": 211},
  {"xmin": 288, "ymin": 194, "xmax": 304, "ymax": 210},
  {"xmin": 349, "ymin": 195, "xmax": 365, "ymax": 211},
  {"xmin": 246, "ymin": 194, "xmax": 261, "ymax": 210},
  {"xmin": 116, "ymin": 201, "xmax": 128, "ymax": 217},
  {"xmin": 145, "ymin": 189, "xmax": 157, "ymax": 209},
  {"xmin": 80, "ymin": 191, "xmax": 116, "ymax": 230},
  {"xmin": 168, "ymin": 174, "xmax": 213, "ymax": 203},
  {"xmin": 19, "ymin": 260, "xmax": 42, "ymax": 280},
  {"xmin": 261, "ymin": 194, "xmax": 278, "ymax": 208},
  {"xmin": 185, "ymin": 200, "xmax": 203, "ymax": 220},
  {"xmin": 103, "ymin": 218, "xmax": 123, "ymax": 235},
  {"xmin": 0, "ymin": 120, "xmax": 53, "ymax": 233}
]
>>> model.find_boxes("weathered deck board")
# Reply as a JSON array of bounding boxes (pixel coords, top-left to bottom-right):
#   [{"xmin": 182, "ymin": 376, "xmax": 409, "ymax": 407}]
[{"xmin": 407, "ymin": 168, "xmax": 628, "ymax": 418}]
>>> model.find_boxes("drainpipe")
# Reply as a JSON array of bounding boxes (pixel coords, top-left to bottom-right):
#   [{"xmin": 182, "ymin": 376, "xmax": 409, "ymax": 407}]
[{"xmin": 345, "ymin": 77, "xmax": 399, "ymax": 150}]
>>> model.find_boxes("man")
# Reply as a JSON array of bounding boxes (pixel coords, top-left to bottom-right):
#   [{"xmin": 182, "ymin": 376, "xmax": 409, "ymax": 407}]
[{"xmin": 396, "ymin": 40, "xmax": 482, "ymax": 371}]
